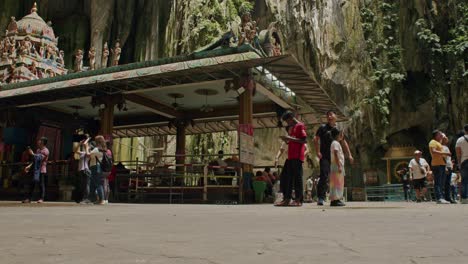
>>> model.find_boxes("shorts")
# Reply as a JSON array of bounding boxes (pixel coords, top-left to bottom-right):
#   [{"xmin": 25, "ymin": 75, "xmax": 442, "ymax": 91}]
[{"xmin": 413, "ymin": 178, "xmax": 426, "ymax": 190}]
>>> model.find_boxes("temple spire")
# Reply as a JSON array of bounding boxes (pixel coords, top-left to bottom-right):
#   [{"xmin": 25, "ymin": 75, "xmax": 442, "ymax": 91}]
[{"xmin": 31, "ymin": 2, "xmax": 38, "ymax": 14}]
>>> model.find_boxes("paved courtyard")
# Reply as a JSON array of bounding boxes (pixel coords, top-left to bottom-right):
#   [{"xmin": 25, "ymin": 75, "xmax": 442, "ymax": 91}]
[{"xmin": 0, "ymin": 202, "xmax": 467, "ymax": 264}]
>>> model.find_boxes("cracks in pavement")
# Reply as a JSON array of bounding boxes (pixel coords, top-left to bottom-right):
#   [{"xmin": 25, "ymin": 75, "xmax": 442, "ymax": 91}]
[
  {"xmin": 287, "ymin": 234, "xmax": 360, "ymax": 255},
  {"xmin": 26, "ymin": 236, "xmax": 47, "ymax": 244},
  {"xmin": 159, "ymin": 253, "xmax": 220, "ymax": 264},
  {"xmin": 94, "ymin": 242, "xmax": 220, "ymax": 263},
  {"xmin": 337, "ymin": 242, "xmax": 359, "ymax": 254},
  {"xmin": 95, "ymin": 243, "xmax": 157, "ymax": 257}
]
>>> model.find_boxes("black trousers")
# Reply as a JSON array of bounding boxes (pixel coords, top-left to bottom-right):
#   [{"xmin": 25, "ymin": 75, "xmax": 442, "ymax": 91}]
[
  {"xmin": 28, "ymin": 173, "xmax": 46, "ymax": 200},
  {"xmin": 74, "ymin": 169, "xmax": 91, "ymax": 202},
  {"xmin": 282, "ymin": 159, "xmax": 303, "ymax": 201},
  {"xmin": 444, "ymin": 168, "xmax": 453, "ymax": 201},
  {"xmin": 317, "ymin": 158, "xmax": 330, "ymax": 200}
]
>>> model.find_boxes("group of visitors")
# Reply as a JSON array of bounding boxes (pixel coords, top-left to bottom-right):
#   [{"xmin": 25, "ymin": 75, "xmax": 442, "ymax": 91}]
[
  {"xmin": 418, "ymin": 125, "xmax": 468, "ymax": 204},
  {"xmin": 22, "ymin": 135, "xmax": 113, "ymax": 205},
  {"xmin": 254, "ymin": 167, "xmax": 278, "ymax": 197},
  {"xmin": 74, "ymin": 135, "xmax": 113, "ymax": 205},
  {"xmin": 274, "ymin": 110, "xmax": 353, "ymax": 207}
]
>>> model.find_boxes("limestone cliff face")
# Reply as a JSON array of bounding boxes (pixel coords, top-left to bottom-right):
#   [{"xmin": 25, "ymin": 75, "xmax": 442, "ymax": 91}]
[{"xmin": 254, "ymin": 0, "xmax": 467, "ymax": 169}]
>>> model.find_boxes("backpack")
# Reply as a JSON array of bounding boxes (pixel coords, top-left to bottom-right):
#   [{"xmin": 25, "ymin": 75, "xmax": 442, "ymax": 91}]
[{"xmin": 97, "ymin": 150, "xmax": 113, "ymax": 172}]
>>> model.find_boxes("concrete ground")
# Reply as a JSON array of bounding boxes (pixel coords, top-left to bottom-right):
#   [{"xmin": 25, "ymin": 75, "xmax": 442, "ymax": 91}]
[{"xmin": 0, "ymin": 202, "xmax": 467, "ymax": 264}]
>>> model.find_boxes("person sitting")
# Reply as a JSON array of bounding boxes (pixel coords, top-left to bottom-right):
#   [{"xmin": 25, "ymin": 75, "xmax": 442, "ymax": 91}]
[{"xmin": 214, "ymin": 150, "xmax": 229, "ymax": 185}]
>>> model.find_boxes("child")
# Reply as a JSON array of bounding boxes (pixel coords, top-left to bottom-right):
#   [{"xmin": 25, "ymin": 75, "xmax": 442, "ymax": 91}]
[
  {"xmin": 329, "ymin": 127, "xmax": 345, "ymax": 206},
  {"xmin": 305, "ymin": 176, "xmax": 313, "ymax": 202}
]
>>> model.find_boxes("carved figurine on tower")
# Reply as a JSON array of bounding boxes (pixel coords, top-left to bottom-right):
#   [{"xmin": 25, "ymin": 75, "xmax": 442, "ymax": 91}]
[
  {"xmin": 238, "ymin": 6, "xmax": 257, "ymax": 46},
  {"xmin": 0, "ymin": 2, "xmax": 67, "ymax": 84},
  {"xmin": 101, "ymin": 42, "xmax": 109, "ymax": 68},
  {"xmin": 74, "ymin": 49, "xmax": 84, "ymax": 72},
  {"xmin": 111, "ymin": 40, "xmax": 121, "ymax": 66},
  {"xmin": 88, "ymin": 47, "xmax": 96, "ymax": 70}
]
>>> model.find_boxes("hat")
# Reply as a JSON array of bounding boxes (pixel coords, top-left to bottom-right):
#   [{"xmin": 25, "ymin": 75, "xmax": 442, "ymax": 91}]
[{"xmin": 414, "ymin": 150, "xmax": 422, "ymax": 155}]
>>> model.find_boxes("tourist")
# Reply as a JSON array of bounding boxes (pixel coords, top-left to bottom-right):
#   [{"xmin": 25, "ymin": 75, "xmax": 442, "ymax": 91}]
[
  {"xmin": 450, "ymin": 169, "xmax": 459, "ymax": 202},
  {"xmin": 264, "ymin": 167, "xmax": 276, "ymax": 184},
  {"xmin": 314, "ymin": 110, "xmax": 353, "ymax": 206},
  {"xmin": 455, "ymin": 124, "xmax": 468, "ymax": 204},
  {"xmin": 88, "ymin": 136, "xmax": 106, "ymax": 205},
  {"xmin": 442, "ymin": 135, "xmax": 456, "ymax": 203},
  {"xmin": 428, "ymin": 130, "xmax": 451, "ymax": 204},
  {"xmin": 76, "ymin": 138, "xmax": 92, "ymax": 204},
  {"xmin": 409, "ymin": 150, "xmax": 430, "ymax": 203},
  {"xmin": 305, "ymin": 176, "xmax": 313, "ymax": 202},
  {"xmin": 22, "ymin": 137, "xmax": 49, "ymax": 203},
  {"xmin": 329, "ymin": 128, "xmax": 346, "ymax": 206},
  {"xmin": 398, "ymin": 168, "xmax": 411, "ymax": 202},
  {"xmin": 103, "ymin": 141, "xmax": 113, "ymax": 204},
  {"xmin": 275, "ymin": 111, "xmax": 307, "ymax": 207}
]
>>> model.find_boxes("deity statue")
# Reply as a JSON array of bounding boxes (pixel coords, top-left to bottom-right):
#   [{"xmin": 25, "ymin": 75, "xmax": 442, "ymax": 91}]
[
  {"xmin": 46, "ymin": 44, "xmax": 56, "ymax": 60},
  {"xmin": 8, "ymin": 40, "xmax": 17, "ymax": 60},
  {"xmin": 38, "ymin": 45, "xmax": 45, "ymax": 59},
  {"xmin": 101, "ymin": 42, "xmax": 109, "ymax": 68},
  {"xmin": 24, "ymin": 37, "xmax": 32, "ymax": 54},
  {"xmin": 19, "ymin": 40, "xmax": 29, "ymax": 56},
  {"xmin": 88, "ymin": 47, "xmax": 96, "ymax": 70},
  {"xmin": 29, "ymin": 61, "xmax": 39, "ymax": 78},
  {"xmin": 1, "ymin": 50, "xmax": 8, "ymax": 63},
  {"xmin": 48, "ymin": 69, "xmax": 55, "ymax": 78},
  {"xmin": 111, "ymin": 40, "xmax": 121, "ymax": 66},
  {"xmin": 74, "ymin": 49, "xmax": 84, "ymax": 72},
  {"xmin": 57, "ymin": 50, "xmax": 64, "ymax": 65},
  {"xmin": 4, "ymin": 33, "xmax": 13, "ymax": 52},
  {"xmin": 238, "ymin": 10, "xmax": 257, "ymax": 46}
]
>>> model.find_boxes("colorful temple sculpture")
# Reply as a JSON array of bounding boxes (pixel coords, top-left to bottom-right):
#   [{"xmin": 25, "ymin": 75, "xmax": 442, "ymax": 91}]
[{"xmin": 0, "ymin": 3, "xmax": 67, "ymax": 85}]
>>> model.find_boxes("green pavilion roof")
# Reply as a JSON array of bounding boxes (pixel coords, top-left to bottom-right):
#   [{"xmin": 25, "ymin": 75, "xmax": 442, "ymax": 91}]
[{"xmin": 1, "ymin": 45, "xmax": 259, "ymax": 92}]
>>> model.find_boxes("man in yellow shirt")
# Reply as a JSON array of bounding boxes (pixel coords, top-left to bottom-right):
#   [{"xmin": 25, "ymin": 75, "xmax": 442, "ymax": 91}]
[{"xmin": 429, "ymin": 130, "xmax": 451, "ymax": 204}]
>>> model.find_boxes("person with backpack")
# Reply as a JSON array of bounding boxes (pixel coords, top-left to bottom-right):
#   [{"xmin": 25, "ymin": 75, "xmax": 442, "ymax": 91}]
[
  {"xmin": 456, "ymin": 124, "xmax": 468, "ymax": 204},
  {"xmin": 87, "ymin": 135, "xmax": 112, "ymax": 205}
]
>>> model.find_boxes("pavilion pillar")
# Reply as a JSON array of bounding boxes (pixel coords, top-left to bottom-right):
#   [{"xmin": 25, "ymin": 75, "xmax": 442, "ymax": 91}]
[
  {"xmin": 95, "ymin": 95, "xmax": 120, "ymax": 137},
  {"xmin": 175, "ymin": 121, "xmax": 186, "ymax": 175},
  {"xmin": 238, "ymin": 73, "xmax": 254, "ymax": 174},
  {"xmin": 99, "ymin": 103, "xmax": 114, "ymax": 136}
]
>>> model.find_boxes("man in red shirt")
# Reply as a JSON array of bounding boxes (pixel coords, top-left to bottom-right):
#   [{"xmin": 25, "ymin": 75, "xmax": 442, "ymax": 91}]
[{"xmin": 275, "ymin": 111, "xmax": 307, "ymax": 206}]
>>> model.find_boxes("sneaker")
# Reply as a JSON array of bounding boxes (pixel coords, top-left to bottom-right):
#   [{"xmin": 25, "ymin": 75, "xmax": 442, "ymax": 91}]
[
  {"xmin": 330, "ymin": 200, "xmax": 346, "ymax": 207},
  {"xmin": 450, "ymin": 200, "xmax": 458, "ymax": 204},
  {"xmin": 317, "ymin": 199, "xmax": 324, "ymax": 206},
  {"xmin": 80, "ymin": 199, "xmax": 92, "ymax": 205},
  {"xmin": 104, "ymin": 200, "xmax": 109, "ymax": 204},
  {"xmin": 461, "ymin": 199, "xmax": 468, "ymax": 204},
  {"xmin": 437, "ymin": 199, "xmax": 450, "ymax": 204},
  {"xmin": 22, "ymin": 199, "xmax": 31, "ymax": 203},
  {"xmin": 37, "ymin": 199, "xmax": 44, "ymax": 204},
  {"xmin": 335, "ymin": 200, "xmax": 346, "ymax": 206}
]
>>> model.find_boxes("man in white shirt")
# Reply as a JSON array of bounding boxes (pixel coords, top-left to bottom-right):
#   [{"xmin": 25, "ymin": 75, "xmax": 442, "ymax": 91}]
[
  {"xmin": 456, "ymin": 124, "xmax": 468, "ymax": 204},
  {"xmin": 442, "ymin": 135, "xmax": 456, "ymax": 203},
  {"xmin": 409, "ymin": 150, "xmax": 430, "ymax": 202}
]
